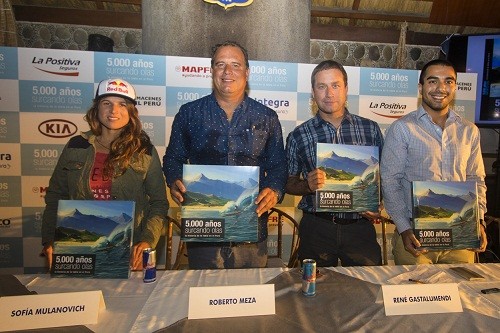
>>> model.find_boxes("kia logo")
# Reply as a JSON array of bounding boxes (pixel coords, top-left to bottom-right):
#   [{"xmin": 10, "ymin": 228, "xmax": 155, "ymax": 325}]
[{"xmin": 38, "ymin": 119, "xmax": 78, "ymax": 138}]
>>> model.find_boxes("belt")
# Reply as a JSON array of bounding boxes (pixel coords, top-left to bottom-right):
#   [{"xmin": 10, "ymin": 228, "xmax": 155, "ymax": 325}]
[{"xmin": 308, "ymin": 212, "xmax": 362, "ymax": 225}]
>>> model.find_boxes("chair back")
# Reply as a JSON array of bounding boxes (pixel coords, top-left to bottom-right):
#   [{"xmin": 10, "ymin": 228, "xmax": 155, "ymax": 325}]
[
  {"xmin": 267, "ymin": 207, "xmax": 300, "ymax": 268},
  {"xmin": 165, "ymin": 216, "xmax": 185, "ymax": 270},
  {"xmin": 379, "ymin": 216, "xmax": 394, "ymax": 265},
  {"xmin": 479, "ymin": 215, "xmax": 500, "ymax": 263}
]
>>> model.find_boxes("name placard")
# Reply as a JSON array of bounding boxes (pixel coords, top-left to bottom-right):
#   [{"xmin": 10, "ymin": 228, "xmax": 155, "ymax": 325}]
[
  {"xmin": 188, "ymin": 284, "xmax": 275, "ymax": 319},
  {"xmin": 0, "ymin": 290, "xmax": 105, "ymax": 331},
  {"xmin": 382, "ymin": 283, "xmax": 462, "ymax": 316}
]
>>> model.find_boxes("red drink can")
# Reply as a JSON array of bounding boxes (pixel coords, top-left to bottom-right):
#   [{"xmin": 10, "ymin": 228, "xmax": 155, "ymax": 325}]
[
  {"xmin": 302, "ymin": 259, "xmax": 316, "ymax": 296},
  {"xmin": 142, "ymin": 248, "xmax": 156, "ymax": 283}
]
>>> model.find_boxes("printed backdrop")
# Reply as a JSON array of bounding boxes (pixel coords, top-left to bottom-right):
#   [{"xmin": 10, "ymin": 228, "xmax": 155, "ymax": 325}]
[{"xmin": 0, "ymin": 47, "xmax": 477, "ymax": 272}]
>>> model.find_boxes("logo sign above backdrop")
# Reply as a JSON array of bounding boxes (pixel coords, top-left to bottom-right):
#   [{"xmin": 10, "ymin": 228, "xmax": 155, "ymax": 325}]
[
  {"xmin": 0, "ymin": 46, "xmax": 478, "ymax": 273},
  {"xmin": 204, "ymin": 0, "xmax": 253, "ymax": 9}
]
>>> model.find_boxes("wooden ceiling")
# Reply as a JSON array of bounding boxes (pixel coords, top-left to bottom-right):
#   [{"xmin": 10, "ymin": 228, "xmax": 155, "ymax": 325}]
[{"xmin": 10, "ymin": 0, "xmax": 500, "ymax": 45}]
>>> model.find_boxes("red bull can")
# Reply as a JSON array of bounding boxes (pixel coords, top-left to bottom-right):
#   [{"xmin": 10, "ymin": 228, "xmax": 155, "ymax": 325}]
[
  {"xmin": 302, "ymin": 259, "xmax": 316, "ymax": 297},
  {"xmin": 142, "ymin": 248, "xmax": 156, "ymax": 283}
]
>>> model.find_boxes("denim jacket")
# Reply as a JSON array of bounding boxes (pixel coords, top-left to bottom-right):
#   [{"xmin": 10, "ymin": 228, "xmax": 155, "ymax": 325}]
[{"xmin": 42, "ymin": 131, "xmax": 169, "ymax": 249}]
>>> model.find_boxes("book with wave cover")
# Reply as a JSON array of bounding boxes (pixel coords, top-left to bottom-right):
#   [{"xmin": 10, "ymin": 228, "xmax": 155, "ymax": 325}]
[
  {"xmin": 412, "ymin": 181, "xmax": 480, "ymax": 250},
  {"xmin": 181, "ymin": 164, "xmax": 259, "ymax": 242},
  {"xmin": 315, "ymin": 143, "xmax": 380, "ymax": 212},
  {"xmin": 51, "ymin": 200, "xmax": 135, "ymax": 278}
]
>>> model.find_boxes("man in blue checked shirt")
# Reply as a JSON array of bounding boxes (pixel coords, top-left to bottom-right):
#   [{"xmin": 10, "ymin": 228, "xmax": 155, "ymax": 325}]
[
  {"xmin": 381, "ymin": 59, "xmax": 488, "ymax": 264},
  {"xmin": 163, "ymin": 41, "xmax": 287, "ymax": 269},
  {"xmin": 286, "ymin": 60, "xmax": 384, "ymax": 267}
]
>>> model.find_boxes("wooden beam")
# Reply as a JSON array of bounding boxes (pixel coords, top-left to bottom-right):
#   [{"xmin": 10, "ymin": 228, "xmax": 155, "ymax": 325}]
[
  {"xmin": 311, "ymin": 23, "xmax": 447, "ymax": 46},
  {"xmin": 12, "ymin": 5, "xmax": 141, "ymax": 29},
  {"xmin": 311, "ymin": 6, "xmax": 429, "ymax": 24},
  {"xmin": 95, "ymin": 1, "xmax": 105, "ymax": 10},
  {"xmin": 102, "ymin": 0, "xmax": 141, "ymax": 5},
  {"xmin": 94, "ymin": 0, "xmax": 142, "ymax": 5},
  {"xmin": 430, "ymin": 0, "xmax": 500, "ymax": 28},
  {"xmin": 348, "ymin": 0, "xmax": 361, "ymax": 26}
]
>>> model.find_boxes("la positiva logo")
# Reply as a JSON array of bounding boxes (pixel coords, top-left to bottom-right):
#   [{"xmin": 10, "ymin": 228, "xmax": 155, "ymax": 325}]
[{"xmin": 31, "ymin": 56, "xmax": 81, "ymax": 77}]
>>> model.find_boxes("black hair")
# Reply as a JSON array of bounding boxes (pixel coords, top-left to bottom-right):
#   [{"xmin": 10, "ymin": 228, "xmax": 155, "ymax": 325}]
[
  {"xmin": 210, "ymin": 41, "xmax": 249, "ymax": 68},
  {"xmin": 419, "ymin": 59, "xmax": 457, "ymax": 84}
]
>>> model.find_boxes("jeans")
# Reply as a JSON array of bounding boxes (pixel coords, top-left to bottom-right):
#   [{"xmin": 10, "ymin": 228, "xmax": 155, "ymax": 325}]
[
  {"xmin": 298, "ymin": 212, "xmax": 382, "ymax": 267},
  {"xmin": 186, "ymin": 239, "xmax": 268, "ymax": 269}
]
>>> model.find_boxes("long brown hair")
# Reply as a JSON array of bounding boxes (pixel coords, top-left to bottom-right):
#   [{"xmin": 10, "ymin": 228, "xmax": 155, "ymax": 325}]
[{"xmin": 85, "ymin": 98, "xmax": 151, "ymax": 178}]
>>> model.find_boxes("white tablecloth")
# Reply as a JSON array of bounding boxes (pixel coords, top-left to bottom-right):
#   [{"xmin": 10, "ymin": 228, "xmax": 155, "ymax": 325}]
[{"xmin": 17, "ymin": 263, "xmax": 500, "ymax": 333}]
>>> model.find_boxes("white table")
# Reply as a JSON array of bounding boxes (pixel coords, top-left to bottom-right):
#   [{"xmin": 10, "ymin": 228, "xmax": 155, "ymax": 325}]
[{"xmin": 16, "ymin": 263, "xmax": 500, "ymax": 332}]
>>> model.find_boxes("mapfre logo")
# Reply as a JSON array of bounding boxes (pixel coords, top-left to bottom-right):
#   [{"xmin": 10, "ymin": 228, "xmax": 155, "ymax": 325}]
[
  {"xmin": 38, "ymin": 119, "xmax": 78, "ymax": 138},
  {"xmin": 32, "ymin": 186, "xmax": 48, "ymax": 195},
  {"xmin": 177, "ymin": 65, "xmax": 212, "ymax": 74}
]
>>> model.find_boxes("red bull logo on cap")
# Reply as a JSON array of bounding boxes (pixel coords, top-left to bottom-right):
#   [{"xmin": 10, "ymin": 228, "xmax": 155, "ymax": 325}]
[
  {"xmin": 96, "ymin": 78, "xmax": 137, "ymax": 103},
  {"xmin": 106, "ymin": 80, "xmax": 130, "ymax": 94}
]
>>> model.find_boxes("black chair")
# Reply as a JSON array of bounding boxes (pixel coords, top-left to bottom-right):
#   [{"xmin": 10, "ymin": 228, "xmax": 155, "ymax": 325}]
[
  {"xmin": 379, "ymin": 215, "xmax": 395, "ymax": 266},
  {"xmin": 267, "ymin": 207, "xmax": 300, "ymax": 268},
  {"xmin": 479, "ymin": 215, "xmax": 500, "ymax": 263},
  {"xmin": 165, "ymin": 216, "xmax": 186, "ymax": 270}
]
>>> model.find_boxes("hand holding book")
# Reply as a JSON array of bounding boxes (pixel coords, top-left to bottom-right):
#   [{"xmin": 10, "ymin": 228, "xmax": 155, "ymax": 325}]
[{"xmin": 401, "ymin": 229, "xmax": 428, "ymax": 258}]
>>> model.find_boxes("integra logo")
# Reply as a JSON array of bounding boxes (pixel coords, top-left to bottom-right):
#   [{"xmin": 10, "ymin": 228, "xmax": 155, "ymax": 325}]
[
  {"xmin": 38, "ymin": 119, "xmax": 78, "ymax": 138},
  {"xmin": 0, "ymin": 153, "xmax": 11, "ymax": 170}
]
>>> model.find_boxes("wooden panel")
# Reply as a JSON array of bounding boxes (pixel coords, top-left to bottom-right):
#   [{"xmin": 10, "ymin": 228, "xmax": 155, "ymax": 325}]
[
  {"xmin": 311, "ymin": 23, "xmax": 447, "ymax": 46},
  {"xmin": 12, "ymin": 1, "xmax": 500, "ymax": 35},
  {"xmin": 13, "ymin": 5, "xmax": 141, "ymax": 28},
  {"xmin": 430, "ymin": 0, "xmax": 500, "ymax": 28},
  {"xmin": 102, "ymin": 0, "xmax": 141, "ymax": 5},
  {"xmin": 311, "ymin": 6, "xmax": 429, "ymax": 24}
]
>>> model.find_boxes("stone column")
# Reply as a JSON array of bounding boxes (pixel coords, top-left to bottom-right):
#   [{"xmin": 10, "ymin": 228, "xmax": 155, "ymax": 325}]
[{"xmin": 142, "ymin": 0, "xmax": 311, "ymax": 63}]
